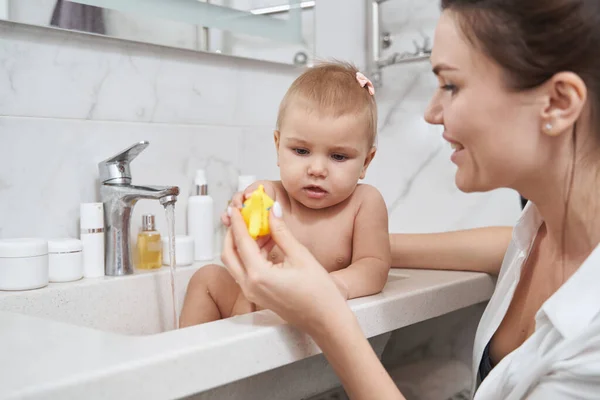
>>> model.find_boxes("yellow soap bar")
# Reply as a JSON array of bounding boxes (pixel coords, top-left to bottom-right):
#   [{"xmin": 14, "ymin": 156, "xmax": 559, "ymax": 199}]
[{"xmin": 241, "ymin": 185, "xmax": 275, "ymax": 239}]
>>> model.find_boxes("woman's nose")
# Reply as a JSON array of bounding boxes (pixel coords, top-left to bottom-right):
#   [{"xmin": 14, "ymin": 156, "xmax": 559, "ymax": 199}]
[{"xmin": 424, "ymin": 95, "xmax": 443, "ymax": 125}]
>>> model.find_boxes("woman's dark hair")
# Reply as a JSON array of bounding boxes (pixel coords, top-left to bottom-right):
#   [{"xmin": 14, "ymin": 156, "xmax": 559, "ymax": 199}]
[
  {"xmin": 442, "ymin": 0, "xmax": 599, "ymax": 259},
  {"xmin": 441, "ymin": 0, "xmax": 600, "ymax": 124}
]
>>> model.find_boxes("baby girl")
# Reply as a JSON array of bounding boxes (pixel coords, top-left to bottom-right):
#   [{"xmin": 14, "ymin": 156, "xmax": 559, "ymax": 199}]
[{"xmin": 180, "ymin": 62, "xmax": 391, "ymax": 327}]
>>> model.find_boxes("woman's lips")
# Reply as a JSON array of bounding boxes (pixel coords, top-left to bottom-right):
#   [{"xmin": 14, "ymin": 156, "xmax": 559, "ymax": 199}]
[{"xmin": 443, "ymin": 132, "xmax": 465, "ymax": 164}]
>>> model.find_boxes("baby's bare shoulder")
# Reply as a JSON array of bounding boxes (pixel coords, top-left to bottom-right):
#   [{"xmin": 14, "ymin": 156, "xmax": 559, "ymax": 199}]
[
  {"xmin": 352, "ymin": 184, "xmax": 386, "ymax": 206},
  {"xmin": 270, "ymin": 181, "xmax": 291, "ymax": 204}
]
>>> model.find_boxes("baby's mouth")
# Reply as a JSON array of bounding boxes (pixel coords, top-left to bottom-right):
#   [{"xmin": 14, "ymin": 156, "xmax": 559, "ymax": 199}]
[{"xmin": 303, "ymin": 185, "xmax": 328, "ymax": 198}]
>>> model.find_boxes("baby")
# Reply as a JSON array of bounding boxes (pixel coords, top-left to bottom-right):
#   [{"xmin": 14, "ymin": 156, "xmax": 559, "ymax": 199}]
[{"xmin": 180, "ymin": 62, "xmax": 391, "ymax": 327}]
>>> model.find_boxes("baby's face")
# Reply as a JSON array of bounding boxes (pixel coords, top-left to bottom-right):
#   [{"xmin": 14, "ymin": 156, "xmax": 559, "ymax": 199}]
[{"xmin": 275, "ymin": 105, "xmax": 375, "ymax": 209}]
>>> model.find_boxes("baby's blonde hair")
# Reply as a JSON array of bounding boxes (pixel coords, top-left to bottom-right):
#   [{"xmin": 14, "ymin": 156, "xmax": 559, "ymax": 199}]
[{"xmin": 276, "ymin": 61, "xmax": 378, "ymax": 147}]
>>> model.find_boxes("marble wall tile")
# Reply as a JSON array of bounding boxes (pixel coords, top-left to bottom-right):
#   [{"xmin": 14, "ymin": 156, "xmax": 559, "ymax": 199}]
[
  {"xmin": 0, "ymin": 21, "xmax": 297, "ymax": 127},
  {"xmin": 0, "ymin": 116, "xmax": 243, "ymax": 242}
]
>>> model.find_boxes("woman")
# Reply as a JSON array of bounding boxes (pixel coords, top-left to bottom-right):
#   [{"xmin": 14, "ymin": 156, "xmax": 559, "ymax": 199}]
[{"xmin": 222, "ymin": 0, "xmax": 600, "ymax": 398}]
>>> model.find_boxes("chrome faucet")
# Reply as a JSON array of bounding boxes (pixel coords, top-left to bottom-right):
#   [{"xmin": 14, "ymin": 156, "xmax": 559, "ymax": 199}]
[{"xmin": 98, "ymin": 141, "xmax": 179, "ymax": 276}]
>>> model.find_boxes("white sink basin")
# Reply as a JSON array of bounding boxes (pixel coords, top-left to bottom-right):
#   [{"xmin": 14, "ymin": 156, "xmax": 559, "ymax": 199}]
[
  {"xmin": 0, "ymin": 264, "xmax": 409, "ymax": 336},
  {"xmin": 0, "ymin": 266, "xmax": 494, "ymax": 399},
  {"xmin": 0, "ymin": 264, "xmax": 203, "ymax": 336}
]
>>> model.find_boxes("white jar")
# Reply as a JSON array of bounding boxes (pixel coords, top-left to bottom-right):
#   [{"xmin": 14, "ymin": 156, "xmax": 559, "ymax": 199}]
[
  {"xmin": 80, "ymin": 202, "xmax": 105, "ymax": 278},
  {"xmin": 0, "ymin": 238, "xmax": 49, "ymax": 291},
  {"xmin": 162, "ymin": 235, "xmax": 194, "ymax": 266},
  {"xmin": 48, "ymin": 239, "xmax": 83, "ymax": 283}
]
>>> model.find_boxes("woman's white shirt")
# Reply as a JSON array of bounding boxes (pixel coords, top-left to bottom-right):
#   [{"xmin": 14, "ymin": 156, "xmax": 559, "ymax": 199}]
[{"xmin": 471, "ymin": 203, "xmax": 600, "ymax": 400}]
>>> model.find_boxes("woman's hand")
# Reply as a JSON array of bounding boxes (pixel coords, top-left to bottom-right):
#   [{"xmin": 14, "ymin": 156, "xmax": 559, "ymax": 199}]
[
  {"xmin": 221, "ymin": 203, "xmax": 348, "ymax": 334},
  {"xmin": 222, "ymin": 204, "xmax": 405, "ymax": 400},
  {"xmin": 220, "ymin": 189, "xmax": 249, "ymax": 227}
]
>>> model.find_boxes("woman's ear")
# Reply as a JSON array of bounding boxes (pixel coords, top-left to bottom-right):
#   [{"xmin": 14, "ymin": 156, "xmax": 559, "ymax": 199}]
[{"xmin": 539, "ymin": 72, "xmax": 587, "ymax": 137}]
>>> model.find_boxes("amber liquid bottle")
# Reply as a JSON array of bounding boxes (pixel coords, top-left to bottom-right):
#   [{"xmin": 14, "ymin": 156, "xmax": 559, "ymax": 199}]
[{"xmin": 136, "ymin": 214, "xmax": 162, "ymax": 270}]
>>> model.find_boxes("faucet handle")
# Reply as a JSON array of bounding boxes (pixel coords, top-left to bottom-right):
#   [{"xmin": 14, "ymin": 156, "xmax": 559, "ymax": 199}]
[{"xmin": 98, "ymin": 141, "xmax": 150, "ymax": 184}]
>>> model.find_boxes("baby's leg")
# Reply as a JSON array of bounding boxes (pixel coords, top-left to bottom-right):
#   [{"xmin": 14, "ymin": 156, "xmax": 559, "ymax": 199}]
[{"xmin": 179, "ymin": 264, "xmax": 255, "ymax": 327}]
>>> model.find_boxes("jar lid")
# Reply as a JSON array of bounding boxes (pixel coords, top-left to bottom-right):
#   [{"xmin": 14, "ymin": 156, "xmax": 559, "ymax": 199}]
[
  {"xmin": 0, "ymin": 238, "xmax": 48, "ymax": 258},
  {"xmin": 48, "ymin": 238, "xmax": 83, "ymax": 254}
]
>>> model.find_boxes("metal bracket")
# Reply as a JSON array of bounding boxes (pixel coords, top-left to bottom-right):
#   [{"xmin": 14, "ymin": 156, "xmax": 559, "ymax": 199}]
[{"xmin": 366, "ymin": 0, "xmax": 432, "ymax": 87}]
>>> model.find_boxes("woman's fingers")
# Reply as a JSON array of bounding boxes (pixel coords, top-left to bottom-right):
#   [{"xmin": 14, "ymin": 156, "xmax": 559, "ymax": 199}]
[
  {"xmin": 229, "ymin": 207, "xmax": 264, "ymax": 269},
  {"xmin": 257, "ymin": 235, "xmax": 276, "ymax": 258},
  {"xmin": 221, "ymin": 228, "xmax": 246, "ymax": 283},
  {"xmin": 221, "ymin": 212, "xmax": 231, "ymax": 227},
  {"xmin": 231, "ymin": 191, "xmax": 245, "ymax": 208}
]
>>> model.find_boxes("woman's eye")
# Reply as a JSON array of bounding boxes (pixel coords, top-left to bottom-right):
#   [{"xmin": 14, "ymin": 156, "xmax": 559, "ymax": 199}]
[
  {"xmin": 441, "ymin": 84, "xmax": 458, "ymax": 94},
  {"xmin": 331, "ymin": 154, "xmax": 347, "ymax": 162},
  {"xmin": 294, "ymin": 148, "xmax": 309, "ymax": 155}
]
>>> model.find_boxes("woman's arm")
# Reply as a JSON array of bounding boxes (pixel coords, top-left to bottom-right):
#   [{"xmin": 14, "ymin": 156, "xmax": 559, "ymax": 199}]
[
  {"xmin": 390, "ymin": 226, "xmax": 513, "ymax": 276},
  {"xmin": 222, "ymin": 207, "xmax": 404, "ymax": 400},
  {"xmin": 313, "ymin": 306, "xmax": 404, "ymax": 400}
]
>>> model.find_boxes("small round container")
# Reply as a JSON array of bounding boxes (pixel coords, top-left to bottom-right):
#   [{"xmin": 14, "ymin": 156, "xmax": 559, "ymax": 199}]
[
  {"xmin": 0, "ymin": 238, "xmax": 49, "ymax": 291},
  {"xmin": 162, "ymin": 235, "xmax": 195, "ymax": 266},
  {"xmin": 48, "ymin": 238, "xmax": 83, "ymax": 283}
]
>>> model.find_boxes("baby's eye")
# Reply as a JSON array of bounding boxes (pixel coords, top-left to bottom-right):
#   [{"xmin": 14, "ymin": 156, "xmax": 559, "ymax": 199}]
[
  {"xmin": 331, "ymin": 154, "xmax": 348, "ymax": 162},
  {"xmin": 294, "ymin": 148, "xmax": 309, "ymax": 156}
]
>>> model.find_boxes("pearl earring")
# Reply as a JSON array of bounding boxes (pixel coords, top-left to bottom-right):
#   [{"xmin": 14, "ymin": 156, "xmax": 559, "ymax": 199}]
[{"xmin": 545, "ymin": 122, "xmax": 553, "ymax": 131}]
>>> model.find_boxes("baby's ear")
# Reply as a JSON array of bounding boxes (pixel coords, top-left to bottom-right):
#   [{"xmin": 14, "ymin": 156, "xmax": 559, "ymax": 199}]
[
  {"xmin": 273, "ymin": 130, "xmax": 281, "ymax": 149},
  {"xmin": 274, "ymin": 130, "xmax": 281, "ymax": 166},
  {"xmin": 360, "ymin": 147, "xmax": 377, "ymax": 179}
]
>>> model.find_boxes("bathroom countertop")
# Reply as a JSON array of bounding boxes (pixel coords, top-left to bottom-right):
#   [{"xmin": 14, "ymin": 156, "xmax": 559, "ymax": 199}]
[{"xmin": 0, "ymin": 267, "xmax": 495, "ymax": 399}]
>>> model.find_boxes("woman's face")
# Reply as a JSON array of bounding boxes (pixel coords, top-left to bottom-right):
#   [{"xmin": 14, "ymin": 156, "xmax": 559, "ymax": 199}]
[{"xmin": 425, "ymin": 10, "xmax": 550, "ymax": 193}]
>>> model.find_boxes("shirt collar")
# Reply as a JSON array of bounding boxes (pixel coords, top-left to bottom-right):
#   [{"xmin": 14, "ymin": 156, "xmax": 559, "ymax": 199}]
[
  {"xmin": 537, "ymin": 232, "xmax": 600, "ymax": 340},
  {"xmin": 512, "ymin": 202, "xmax": 543, "ymax": 251},
  {"xmin": 514, "ymin": 202, "xmax": 600, "ymax": 339},
  {"xmin": 513, "ymin": 201, "xmax": 600, "ymax": 338}
]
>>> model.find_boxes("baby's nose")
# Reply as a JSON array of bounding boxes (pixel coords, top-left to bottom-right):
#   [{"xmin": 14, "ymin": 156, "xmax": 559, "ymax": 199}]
[{"xmin": 307, "ymin": 159, "xmax": 327, "ymax": 177}]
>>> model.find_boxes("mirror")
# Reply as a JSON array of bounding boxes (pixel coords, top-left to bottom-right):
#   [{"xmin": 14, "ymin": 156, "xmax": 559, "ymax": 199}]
[{"xmin": 0, "ymin": 0, "xmax": 315, "ymax": 66}]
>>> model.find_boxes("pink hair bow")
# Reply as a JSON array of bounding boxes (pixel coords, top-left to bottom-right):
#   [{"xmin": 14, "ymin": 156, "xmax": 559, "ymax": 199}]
[{"xmin": 356, "ymin": 72, "xmax": 375, "ymax": 95}]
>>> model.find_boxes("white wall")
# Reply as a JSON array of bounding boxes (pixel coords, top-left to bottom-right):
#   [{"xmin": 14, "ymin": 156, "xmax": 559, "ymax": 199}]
[
  {"xmin": 0, "ymin": 21, "xmax": 297, "ymax": 243},
  {"xmin": 0, "ymin": 0, "xmax": 9, "ymax": 19}
]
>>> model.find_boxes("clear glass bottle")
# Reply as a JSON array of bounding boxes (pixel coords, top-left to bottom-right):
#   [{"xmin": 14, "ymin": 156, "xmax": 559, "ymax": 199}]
[{"xmin": 136, "ymin": 214, "xmax": 162, "ymax": 270}]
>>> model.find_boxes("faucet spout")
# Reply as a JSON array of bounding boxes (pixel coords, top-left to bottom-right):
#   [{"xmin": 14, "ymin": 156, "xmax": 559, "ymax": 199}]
[
  {"xmin": 98, "ymin": 141, "xmax": 180, "ymax": 276},
  {"xmin": 109, "ymin": 184, "xmax": 180, "ymax": 205},
  {"xmin": 100, "ymin": 184, "xmax": 179, "ymax": 276}
]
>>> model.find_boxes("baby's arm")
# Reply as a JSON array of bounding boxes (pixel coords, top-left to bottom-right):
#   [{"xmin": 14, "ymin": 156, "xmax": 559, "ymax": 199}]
[{"xmin": 330, "ymin": 185, "xmax": 391, "ymax": 300}]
